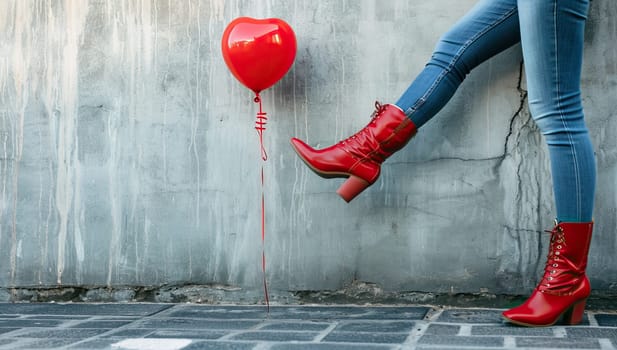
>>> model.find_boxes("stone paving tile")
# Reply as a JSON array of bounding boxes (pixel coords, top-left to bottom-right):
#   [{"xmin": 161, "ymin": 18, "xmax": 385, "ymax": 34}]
[
  {"xmin": 435, "ymin": 308, "xmax": 505, "ymax": 324},
  {"xmin": 472, "ymin": 324, "xmax": 555, "ymax": 336},
  {"xmin": 24, "ymin": 315, "xmax": 91, "ymax": 320},
  {"xmin": 93, "ymin": 316, "xmax": 141, "ymax": 321},
  {"xmin": 13, "ymin": 338, "xmax": 81, "ymax": 349},
  {"xmin": 181, "ymin": 341, "xmax": 258, "ymax": 349},
  {"xmin": 334, "ymin": 321, "xmax": 415, "ymax": 333},
  {"xmin": 0, "ymin": 303, "xmax": 171, "ymax": 317},
  {"xmin": 66, "ymin": 338, "xmax": 120, "ymax": 349},
  {"xmin": 136, "ymin": 318, "xmax": 261, "ymax": 330},
  {"xmin": 596, "ymin": 314, "xmax": 617, "ymax": 327},
  {"xmin": 145, "ymin": 329, "xmax": 228, "ymax": 339},
  {"xmin": 516, "ymin": 336, "xmax": 601, "ymax": 348},
  {"xmin": 443, "ymin": 309, "xmax": 597, "ymax": 327},
  {"xmin": 423, "ymin": 323, "xmax": 460, "ymax": 335},
  {"xmin": 257, "ymin": 321, "xmax": 332, "ymax": 331},
  {"xmin": 415, "ymin": 347, "xmax": 504, "ymax": 350},
  {"xmin": 231, "ymin": 331, "xmax": 319, "ymax": 341},
  {"xmin": 269, "ymin": 343, "xmax": 395, "ymax": 349},
  {"xmin": 566, "ymin": 327, "xmax": 617, "ymax": 338},
  {"xmin": 0, "ymin": 319, "xmax": 63, "ymax": 328},
  {"xmin": 0, "ymin": 339, "xmax": 17, "ymax": 348},
  {"xmin": 0, "ymin": 341, "xmax": 29, "ymax": 350},
  {"xmin": 272, "ymin": 306, "xmax": 429, "ymax": 321},
  {"xmin": 169, "ymin": 305, "xmax": 265, "ymax": 314},
  {"xmin": 14, "ymin": 328, "xmax": 110, "ymax": 339},
  {"xmin": 0, "ymin": 328, "xmax": 18, "ymax": 335},
  {"xmin": 69, "ymin": 320, "xmax": 133, "ymax": 328},
  {"xmin": 99, "ymin": 328, "xmax": 155, "ymax": 338},
  {"xmin": 167, "ymin": 308, "xmax": 268, "ymax": 320},
  {"xmin": 417, "ymin": 334, "xmax": 504, "ymax": 347},
  {"xmin": 323, "ymin": 331, "xmax": 409, "ymax": 344}
]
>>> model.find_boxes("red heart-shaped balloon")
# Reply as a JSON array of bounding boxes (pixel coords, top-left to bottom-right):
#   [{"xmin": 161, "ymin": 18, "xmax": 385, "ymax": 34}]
[{"xmin": 222, "ymin": 17, "xmax": 297, "ymax": 95}]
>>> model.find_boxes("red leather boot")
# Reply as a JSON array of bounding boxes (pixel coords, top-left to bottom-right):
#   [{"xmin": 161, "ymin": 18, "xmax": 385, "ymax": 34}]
[
  {"xmin": 502, "ymin": 221, "xmax": 594, "ymax": 327},
  {"xmin": 290, "ymin": 102, "xmax": 417, "ymax": 202}
]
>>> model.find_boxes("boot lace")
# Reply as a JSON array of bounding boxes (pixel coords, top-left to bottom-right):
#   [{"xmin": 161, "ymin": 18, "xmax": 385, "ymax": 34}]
[
  {"xmin": 539, "ymin": 221, "xmax": 567, "ymax": 292},
  {"xmin": 338, "ymin": 101, "xmax": 387, "ymax": 146}
]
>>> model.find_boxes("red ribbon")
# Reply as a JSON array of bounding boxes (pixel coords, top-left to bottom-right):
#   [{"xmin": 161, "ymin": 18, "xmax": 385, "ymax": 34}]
[
  {"xmin": 254, "ymin": 95, "xmax": 268, "ymax": 161},
  {"xmin": 254, "ymin": 94, "xmax": 269, "ymax": 312}
]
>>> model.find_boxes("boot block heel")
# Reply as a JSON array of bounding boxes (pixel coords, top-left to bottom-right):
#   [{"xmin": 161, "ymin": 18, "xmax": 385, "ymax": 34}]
[
  {"xmin": 337, "ymin": 176, "xmax": 370, "ymax": 202},
  {"xmin": 563, "ymin": 299, "xmax": 587, "ymax": 325}
]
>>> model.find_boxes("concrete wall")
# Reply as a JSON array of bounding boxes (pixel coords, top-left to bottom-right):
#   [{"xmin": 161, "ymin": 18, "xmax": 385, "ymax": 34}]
[{"xmin": 1, "ymin": 0, "xmax": 616, "ymax": 299}]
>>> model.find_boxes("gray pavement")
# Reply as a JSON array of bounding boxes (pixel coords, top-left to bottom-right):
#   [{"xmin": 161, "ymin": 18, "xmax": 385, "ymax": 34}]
[{"xmin": 0, "ymin": 303, "xmax": 615, "ymax": 349}]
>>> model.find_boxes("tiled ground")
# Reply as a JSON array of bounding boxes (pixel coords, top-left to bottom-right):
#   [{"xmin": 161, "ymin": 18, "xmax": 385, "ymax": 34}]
[{"xmin": 0, "ymin": 303, "xmax": 615, "ymax": 349}]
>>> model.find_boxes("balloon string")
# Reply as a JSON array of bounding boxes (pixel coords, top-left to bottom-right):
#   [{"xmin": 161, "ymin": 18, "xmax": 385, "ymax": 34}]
[
  {"xmin": 254, "ymin": 94, "xmax": 270, "ymax": 313},
  {"xmin": 261, "ymin": 167, "xmax": 269, "ymax": 314},
  {"xmin": 255, "ymin": 95, "xmax": 268, "ymax": 161}
]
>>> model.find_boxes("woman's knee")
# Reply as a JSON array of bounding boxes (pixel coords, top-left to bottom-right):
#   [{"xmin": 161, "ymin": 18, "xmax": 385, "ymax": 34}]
[
  {"xmin": 528, "ymin": 92, "xmax": 586, "ymax": 136},
  {"xmin": 427, "ymin": 34, "xmax": 472, "ymax": 83}
]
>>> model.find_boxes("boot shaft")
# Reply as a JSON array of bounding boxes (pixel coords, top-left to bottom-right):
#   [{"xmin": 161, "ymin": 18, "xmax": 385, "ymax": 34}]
[
  {"xmin": 551, "ymin": 222, "xmax": 593, "ymax": 271},
  {"xmin": 342, "ymin": 103, "xmax": 416, "ymax": 162},
  {"xmin": 539, "ymin": 221, "xmax": 593, "ymax": 295},
  {"xmin": 503, "ymin": 221, "xmax": 594, "ymax": 326}
]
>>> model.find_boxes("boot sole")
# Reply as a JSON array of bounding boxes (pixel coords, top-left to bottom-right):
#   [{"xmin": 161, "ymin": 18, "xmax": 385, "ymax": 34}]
[{"xmin": 502, "ymin": 298, "xmax": 587, "ymax": 327}]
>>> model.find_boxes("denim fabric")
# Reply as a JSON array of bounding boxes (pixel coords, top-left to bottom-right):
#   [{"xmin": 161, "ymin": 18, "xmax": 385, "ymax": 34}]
[{"xmin": 395, "ymin": 0, "xmax": 595, "ymax": 222}]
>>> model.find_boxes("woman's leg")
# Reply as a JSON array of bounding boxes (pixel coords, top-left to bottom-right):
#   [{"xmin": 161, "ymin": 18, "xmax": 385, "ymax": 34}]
[
  {"xmin": 396, "ymin": 0, "xmax": 520, "ymax": 128},
  {"xmin": 517, "ymin": 0, "xmax": 595, "ymax": 222},
  {"xmin": 502, "ymin": 0, "xmax": 595, "ymax": 327},
  {"xmin": 291, "ymin": 0, "xmax": 522, "ymax": 201}
]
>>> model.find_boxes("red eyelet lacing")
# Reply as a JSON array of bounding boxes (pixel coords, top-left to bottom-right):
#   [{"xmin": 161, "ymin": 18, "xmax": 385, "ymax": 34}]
[
  {"xmin": 540, "ymin": 223, "xmax": 566, "ymax": 291},
  {"xmin": 338, "ymin": 101, "xmax": 387, "ymax": 146}
]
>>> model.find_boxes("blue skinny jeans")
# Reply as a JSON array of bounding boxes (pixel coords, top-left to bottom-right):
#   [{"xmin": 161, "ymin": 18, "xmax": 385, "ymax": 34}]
[{"xmin": 395, "ymin": 0, "xmax": 595, "ymax": 223}]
